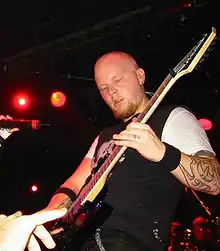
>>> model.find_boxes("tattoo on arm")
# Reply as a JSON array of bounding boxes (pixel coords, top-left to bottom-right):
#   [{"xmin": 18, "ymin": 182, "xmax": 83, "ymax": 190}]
[
  {"xmin": 55, "ymin": 197, "xmax": 77, "ymax": 224},
  {"xmin": 178, "ymin": 152, "xmax": 220, "ymax": 194},
  {"xmin": 56, "ymin": 197, "xmax": 73, "ymax": 212}
]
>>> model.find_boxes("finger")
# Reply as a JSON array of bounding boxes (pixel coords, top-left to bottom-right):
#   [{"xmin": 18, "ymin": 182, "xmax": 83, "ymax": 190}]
[
  {"xmin": 113, "ymin": 128, "xmax": 148, "ymax": 141},
  {"xmin": 7, "ymin": 211, "xmax": 22, "ymax": 219},
  {"xmin": 0, "ymin": 214, "xmax": 7, "ymax": 220},
  {"xmin": 0, "ymin": 211, "xmax": 23, "ymax": 227},
  {"xmin": 0, "ymin": 115, "xmax": 7, "ymax": 120},
  {"xmin": 33, "ymin": 225, "xmax": 56, "ymax": 249},
  {"xmin": 113, "ymin": 132, "xmax": 140, "ymax": 141},
  {"xmin": 0, "ymin": 214, "xmax": 7, "ymax": 225},
  {"xmin": 127, "ymin": 122, "xmax": 152, "ymax": 131},
  {"xmin": 30, "ymin": 208, "xmax": 67, "ymax": 226},
  {"xmin": 27, "ymin": 234, "xmax": 41, "ymax": 251},
  {"xmin": 6, "ymin": 115, "xmax": 13, "ymax": 120},
  {"xmin": 114, "ymin": 139, "xmax": 139, "ymax": 149},
  {"xmin": 132, "ymin": 117, "xmax": 138, "ymax": 122},
  {"xmin": 50, "ymin": 227, "xmax": 64, "ymax": 235},
  {"xmin": 118, "ymin": 128, "xmax": 147, "ymax": 136},
  {"xmin": 10, "ymin": 128, "xmax": 19, "ymax": 133},
  {"xmin": 128, "ymin": 123, "xmax": 157, "ymax": 137}
]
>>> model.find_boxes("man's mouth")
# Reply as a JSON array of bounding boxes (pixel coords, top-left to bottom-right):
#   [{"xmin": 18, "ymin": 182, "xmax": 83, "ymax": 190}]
[{"xmin": 113, "ymin": 98, "xmax": 123, "ymax": 106}]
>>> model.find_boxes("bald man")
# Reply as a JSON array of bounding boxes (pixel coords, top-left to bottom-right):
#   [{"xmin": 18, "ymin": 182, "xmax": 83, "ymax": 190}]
[{"xmin": 47, "ymin": 52, "xmax": 219, "ymax": 251}]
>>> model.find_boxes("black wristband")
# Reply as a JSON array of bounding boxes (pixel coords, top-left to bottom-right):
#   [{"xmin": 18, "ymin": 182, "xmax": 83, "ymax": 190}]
[
  {"xmin": 54, "ymin": 187, "xmax": 77, "ymax": 201},
  {"xmin": 158, "ymin": 143, "xmax": 181, "ymax": 172}
]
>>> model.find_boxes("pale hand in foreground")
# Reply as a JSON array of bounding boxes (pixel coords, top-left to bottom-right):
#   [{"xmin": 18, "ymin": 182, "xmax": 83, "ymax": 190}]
[
  {"xmin": 0, "ymin": 208, "xmax": 67, "ymax": 251},
  {"xmin": 0, "ymin": 115, "xmax": 19, "ymax": 133}
]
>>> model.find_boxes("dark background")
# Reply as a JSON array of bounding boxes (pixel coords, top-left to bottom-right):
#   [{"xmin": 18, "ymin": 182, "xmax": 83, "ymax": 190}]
[{"xmin": 0, "ymin": 0, "xmax": 219, "ymax": 230}]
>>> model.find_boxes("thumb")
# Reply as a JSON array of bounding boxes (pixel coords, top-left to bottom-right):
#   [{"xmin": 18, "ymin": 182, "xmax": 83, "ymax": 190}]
[
  {"xmin": 30, "ymin": 208, "xmax": 67, "ymax": 226},
  {"xmin": 10, "ymin": 128, "xmax": 19, "ymax": 133},
  {"xmin": 132, "ymin": 117, "xmax": 138, "ymax": 122}
]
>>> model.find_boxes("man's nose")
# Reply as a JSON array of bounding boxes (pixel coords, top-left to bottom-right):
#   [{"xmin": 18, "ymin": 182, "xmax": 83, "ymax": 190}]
[{"xmin": 108, "ymin": 86, "xmax": 117, "ymax": 96}]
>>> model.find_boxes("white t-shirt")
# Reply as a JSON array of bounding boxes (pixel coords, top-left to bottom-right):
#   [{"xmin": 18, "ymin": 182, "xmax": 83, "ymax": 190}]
[{"xmin": 85, "ymin": 107, "xmax": 215, "ymax": 159}]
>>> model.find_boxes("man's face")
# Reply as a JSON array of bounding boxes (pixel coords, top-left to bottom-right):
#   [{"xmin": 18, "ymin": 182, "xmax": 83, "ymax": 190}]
[{"xmin": 95, "ymin": 57, "xmax": 144, "ymax": 120}]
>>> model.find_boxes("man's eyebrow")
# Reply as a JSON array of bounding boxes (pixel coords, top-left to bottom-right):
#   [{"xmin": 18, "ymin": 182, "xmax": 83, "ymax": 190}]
[
  {"xmin": 111, "ymin": 76, "xmax": 118, "ymax": 80},
  {"xmin": 111, "ymin": 75, "xmax": 123, "ymax": 81}
]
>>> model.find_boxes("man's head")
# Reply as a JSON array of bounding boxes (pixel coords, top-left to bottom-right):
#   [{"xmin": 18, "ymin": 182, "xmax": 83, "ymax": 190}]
[{"xmin": 94, "ymin": 51, "xmax": 148, "ymax": 120}]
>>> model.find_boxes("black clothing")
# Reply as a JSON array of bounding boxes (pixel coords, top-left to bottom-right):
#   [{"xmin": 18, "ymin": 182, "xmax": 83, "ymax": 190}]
[{"xmin": 86, "ymin": 106, "xmax": 184, "ymax": 251}]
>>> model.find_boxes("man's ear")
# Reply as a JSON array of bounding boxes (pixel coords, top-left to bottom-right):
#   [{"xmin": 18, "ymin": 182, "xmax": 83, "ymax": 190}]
[{"xmin": 136, "ymin": 68, "xmax": 145, "ymax": 86}]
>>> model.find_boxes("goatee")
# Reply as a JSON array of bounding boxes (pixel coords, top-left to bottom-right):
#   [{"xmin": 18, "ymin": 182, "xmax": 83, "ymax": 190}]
[{"xmin": 112, "ymin": 102, "xmax": 138, "ymax": 120}]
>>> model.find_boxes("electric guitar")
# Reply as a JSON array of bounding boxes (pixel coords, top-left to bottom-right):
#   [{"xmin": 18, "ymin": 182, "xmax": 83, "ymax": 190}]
[{"xmin": 51, "ymin": 27, "xmax": 217, "ymax": 250}]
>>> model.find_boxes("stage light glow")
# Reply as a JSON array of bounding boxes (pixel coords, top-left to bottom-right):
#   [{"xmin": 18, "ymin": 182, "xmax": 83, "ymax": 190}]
[
  {"xmin": 31, "ymin": 185, "xmax": 38, "ymax": 192},
  {"xmin": 51, "ymin": 91, "xmax": 66, "ymax": 107},
  {"xmin": 18, "ymin": 98, "xmax": 26, "ymax": 105},
  {"xmin": 13, "ymin": 93, "xmax": 30, "ymax": 110},
  {"xmin": 198, "ymin": 118, "xmax": 213, "ymax": 131}
]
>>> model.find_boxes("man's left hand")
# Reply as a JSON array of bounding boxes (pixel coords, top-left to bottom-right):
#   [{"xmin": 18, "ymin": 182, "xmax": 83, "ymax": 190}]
[{"xmin": 113, "ymin": 121, "xmax": 166, "ymax": 162}]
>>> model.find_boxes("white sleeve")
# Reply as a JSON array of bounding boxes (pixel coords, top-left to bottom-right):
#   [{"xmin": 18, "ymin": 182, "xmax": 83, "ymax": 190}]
[
  {"xmin": 85, "ymin": 135, "xmax": 99, "ymax": 159},
  {"xmin": 161, "ymin": 107, "xmax": 215, "ymax": 155}
]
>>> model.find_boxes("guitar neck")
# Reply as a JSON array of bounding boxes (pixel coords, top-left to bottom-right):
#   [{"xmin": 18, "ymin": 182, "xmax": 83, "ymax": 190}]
[{"xmin": 137, "ymin": 73, "xmax": 173, "ymax": 123}]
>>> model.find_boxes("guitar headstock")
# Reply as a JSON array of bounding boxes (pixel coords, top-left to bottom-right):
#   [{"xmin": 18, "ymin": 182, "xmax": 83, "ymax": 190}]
[{"xmin": 170, "ymin": 27, "xmax": 217, "ymax": 78}]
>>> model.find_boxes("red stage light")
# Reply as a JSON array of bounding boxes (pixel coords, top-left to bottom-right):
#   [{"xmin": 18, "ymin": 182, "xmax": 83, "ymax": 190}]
[
  {"xmin": 167, "ymin": 1, "xmax": 191, "ymax": 13},
  {"xmin": 181, "ymin": 3, "xmax": 191, "ymax": 8},
  {"xmin": 198, "ymin": 118, "xmax": 213, "ymax": 131},
  {"xmin": 18, "ymin": 98, "xmax": 26, "ymax": 106},
  {"xmin": 51, "ymin": 91, "xmax": 66, "ymax": 107},
  {"xmin": 31, "ymin": 185, "xmax": 38, "ymax": 192},
  {"xmin": 13, "ymin": 93, "xmax": 30, "ymax": 110}
]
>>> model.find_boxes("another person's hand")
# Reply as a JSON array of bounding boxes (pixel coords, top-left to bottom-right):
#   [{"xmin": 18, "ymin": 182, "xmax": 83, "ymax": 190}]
[
  {"xmin": 0, "ymin": 115, "xmax": 19, "ymax": 133},
  {"xmin": 0, "ymin": 208, "xmax": 67, "ymax": 251}
]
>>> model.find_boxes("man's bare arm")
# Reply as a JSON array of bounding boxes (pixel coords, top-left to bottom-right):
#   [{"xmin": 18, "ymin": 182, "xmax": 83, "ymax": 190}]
[
  {"xmin": 171, "ymin": 151, "xmax": 220, "ymax": 195},
  {"xmin": 47, "ymin": 157, "xmax": 92, "ymax": 210}
]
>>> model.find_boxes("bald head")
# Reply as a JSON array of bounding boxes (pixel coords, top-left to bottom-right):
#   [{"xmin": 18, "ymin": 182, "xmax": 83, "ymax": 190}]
[{"xmin": 95, "ymin": 51, "xmax": 138, "ymax": 75}]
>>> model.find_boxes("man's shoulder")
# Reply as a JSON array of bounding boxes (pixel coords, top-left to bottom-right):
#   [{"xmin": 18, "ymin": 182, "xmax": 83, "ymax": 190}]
[
  {"xmin": 158, "ymin": 104, "xmax": 191, "ymax": 113},
  {"xmin": 165, "ymin": 105, "xmax": 196, "ymax": 123},
  {"xmin": 158, "ymin": 105, "xmax": 195, "ymax": 121}
]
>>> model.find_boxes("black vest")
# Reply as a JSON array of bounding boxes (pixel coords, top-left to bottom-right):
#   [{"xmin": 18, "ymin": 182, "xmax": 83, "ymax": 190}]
[{"xmin": 92, "ymin": 105, "xmax": 184, "ymax": 251}]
